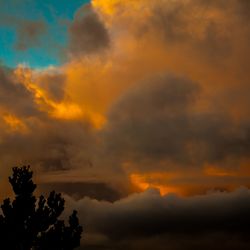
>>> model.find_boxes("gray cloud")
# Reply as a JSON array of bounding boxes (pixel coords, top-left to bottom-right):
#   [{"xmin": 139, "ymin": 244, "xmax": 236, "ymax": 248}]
[
  {"xmin": 65, "ymin": 188, "xmax": 250, "ymax": 249},
  {"xmin": 0, "ymin": 67, "xmax": 38, "ymax": 116},
  {"xmin": 35, "ymin": 72, "xmax": 66, "ymax": 102},
  {"xmin": 127, "ymin": 0, "xmax": 250, "ymax": 64},
  {"xmin": 101, "ymin": 74, "xmax": 250, "ymax": 170},
  {"xmin": 39, "ymin": 182, "xmax": 122, "ymax": 202},
  {"xmin": 0, "ymin": 118, "xmax": 95, "ymax": 172},
  {"xmin": 68, "ymin": 4, "xmax": 110, "ymax": 56}
]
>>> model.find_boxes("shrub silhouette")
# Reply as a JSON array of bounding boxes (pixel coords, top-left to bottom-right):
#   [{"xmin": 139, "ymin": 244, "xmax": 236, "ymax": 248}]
[{"xmin": 0, "ymin": 166, "xmax": 83, "ymax": 250}]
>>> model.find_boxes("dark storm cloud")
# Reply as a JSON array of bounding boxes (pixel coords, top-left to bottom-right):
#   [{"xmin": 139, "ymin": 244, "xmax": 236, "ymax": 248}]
[
  {"xmin": 0, "ymin": 67, "xmax": 38, "ymax": 116},
  {"xmin": 68, "ymin": 4, "xmax": 110, "ymax": 56},
  {"xmin": 102, "ymin": 74, "xmax": 250, "ymax": 169},
  {"xmin": 66, "ymin": 188, "xmax": 250, "ymax": 249}
]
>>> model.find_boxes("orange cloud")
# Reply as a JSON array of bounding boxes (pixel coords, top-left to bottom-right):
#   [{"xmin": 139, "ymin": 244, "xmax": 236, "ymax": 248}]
[
  {"xmin": 1, "ymin": 0, "xmax": 250, "ymax": 198},
  {"xmin": 3, "ymin": 114, "xmax": 28, "ymax": 133},
  {"xmin": 13, "ymin": 65, "xmax": 106, "ymax": 128},
  {"xmin": 130, "ymin": 172, "xmax": 180, "ymax": 196}
]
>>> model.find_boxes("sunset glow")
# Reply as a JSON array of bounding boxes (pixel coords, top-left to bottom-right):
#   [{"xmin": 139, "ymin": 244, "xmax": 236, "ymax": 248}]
[{"xmin": 0, "ymin": 0, "xmax": 250, "ymax": 249}]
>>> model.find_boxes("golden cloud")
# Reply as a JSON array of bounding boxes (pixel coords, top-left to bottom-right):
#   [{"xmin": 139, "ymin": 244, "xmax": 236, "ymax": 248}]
[{"xmin": 1, "ymin": 0, "xmax": 250, "ymax": 198}]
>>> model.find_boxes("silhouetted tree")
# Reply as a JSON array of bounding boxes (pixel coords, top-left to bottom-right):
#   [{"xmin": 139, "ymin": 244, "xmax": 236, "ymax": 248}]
[{"xmin": 0, "ymin": 166, "xmax": 83, "ymax": 250}]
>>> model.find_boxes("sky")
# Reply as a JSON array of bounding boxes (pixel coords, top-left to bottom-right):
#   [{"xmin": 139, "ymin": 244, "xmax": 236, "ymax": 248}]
[
  {"xmin": 0, "ymin": 0, "xmax": 90, "ymax": 67},
  {"xmin": 0, "ymin": 0, "xmax": 250, "ymax": 249}
]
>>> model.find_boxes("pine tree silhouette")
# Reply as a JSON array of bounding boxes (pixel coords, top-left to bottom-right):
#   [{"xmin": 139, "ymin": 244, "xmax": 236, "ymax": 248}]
[{"xmin": 0, "ymin": 166, "xmax": 83, "ymax": 250}]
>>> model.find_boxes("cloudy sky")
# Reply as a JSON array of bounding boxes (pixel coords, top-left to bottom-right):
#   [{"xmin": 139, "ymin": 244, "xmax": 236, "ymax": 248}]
[{"xmin": 0, "ymin": 0, "xmax": 250, "ymax": 249}]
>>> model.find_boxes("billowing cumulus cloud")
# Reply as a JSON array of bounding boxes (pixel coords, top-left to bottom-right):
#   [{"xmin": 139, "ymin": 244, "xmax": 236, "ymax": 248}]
[
  {"xmin": 0, "ymin": 0, "xmax": 249, "ymax": 192},
  {"xmin": 0, "ymin": 0, "xmax": 250, "ymax": 195},
  {"xmin": 1, "ymin": 0, "xmax": 250, "ymax": 248},
  {"xmin": 102, "ymin": 74, "xmax": 250, "ymax": 169}
]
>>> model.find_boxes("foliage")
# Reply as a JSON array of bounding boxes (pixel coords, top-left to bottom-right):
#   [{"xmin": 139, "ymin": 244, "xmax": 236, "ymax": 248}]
[{"xmin": 0, "ymin": 166, "xmax": 83, "ymax": 250}]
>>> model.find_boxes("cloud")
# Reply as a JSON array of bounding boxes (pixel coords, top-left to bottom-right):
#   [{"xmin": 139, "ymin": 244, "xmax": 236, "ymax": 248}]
[
  {"xmin": 39, "ymin": 181, "xmax": 122, "ymax": 202},
  {"xmin": 0, "ymin": 67, "xmax": 38, "ymax": 116},
  {"xmin": 14, "ymin": 20, "xmax": 47, "ymax": 51},
  {"xmin": 1, "ymin": 1, "xmax": 250, "ymax": 247},
  {"xmin": 101, "ymin": 74, "xmax": 200, "ymax": 164},
  {"xmin": 33, "ymin": 71, "xmax": 66, "ymax": 102},
  {"xmin": 67, "ymin": 4, "xmax": 110, "ymax": 57},
  {"xmin": 0, "ymin": 118, "xmax": 92, "ymax": 170},
  {"xmin": 101, "ymin": 74, "xmax": 250, "ymax": 172},
  {"xmin": 0, "ymin": 66, "xmax": 98, "ymax": 183},
  {"xmin": 0, "ymin": 0, "xmax": 250, "ymax": 204},
  {"xmin": 106, "ymin": 0, "xmax": 250, "ymax": 63},
  {"xmin": 0, "ymin": 14, "xmax": 48, "ymax": 51},
  {"xmin": 65, "ymin": 188, "xmax": 250, "ymax": 249}
]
